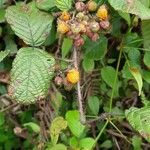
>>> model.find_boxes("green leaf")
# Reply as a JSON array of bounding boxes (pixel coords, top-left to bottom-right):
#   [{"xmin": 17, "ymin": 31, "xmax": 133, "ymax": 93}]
[
  {"xmin": 108, "ymin": 0, "xmax": 150, "ymax": 20},
  {"xmin": 36, "ymin": 0, "xmax": 55, "ymax": 11},
  {"xmin": 0, "ymin": 26, "xmax": 2, "ymax": 36},
  {"xmin": 79, "ymin": 138, "xmax": 95, "ymax": 150},
  {"xmin": 23, "ymin": 122, "xmax": 40, "ymax": 133},
  {"xmin": 4, "ymin": 35, "xmax": 18, "ymax": 55},
  {"xmin": 111, "ymin": 106, "xmax": 124, "ymax": 118},
  {"xmin": 69, "ymin": 136, "xmax": 78, "ymax": 148},
  {"xmin": 123, "ymin": 33, "xmax": 142, "ymax": 50},
  {"xmin": 50, "ymin": 91, "xmax": 63, "ymax": 113},
  {"xmin": 66, "ymin": 110, "xmax": 85, "ymax": 138},
  {"xmin": 0, "ymin": 84, "xmax": 7, "ymax": 94},
  {"xmin": 0, "ymin": 112, "xmax": 5, "ymax": 126},
  {"xmin": 55, "ymin": 0, "xmax": 73, "ymax": 11},
  {"xmin": 0, "ymin": 133, "xmax": 8, "ymax": 143},
  {"xmin": 0, "ymin": 0, "xmax": 8, "ymax": 9},
  {"xmin": 9, "ymin": 47, "xmax": 55, "ymax": 104},
  {"xmin": 130, "ymin": 67, "xmax": 143, "ymax": 95},
  {"xmin": 100, "ymin": 140, "xmax": 112, "ymax": 149},
  {"xmin": 62, "ymin": 38, "xmax": 73, "ymax": 58},
  {"xmin": 0, "ymin": 50, "xmax": 10, "ymax": 62},
  {"xmin": 143, "ymin": 70, "xmax": 150, "ymax": 84},
  {"xmin": 88, "ymin": 96, "xmax": 100, "ymax": 115},
  {"xmin": 142, "ymin": 0, "xmax": 150, "ymax": 7},
  {"xmin": 82, "ymin": 57, "xmax": 94, "ymax": 73},
  {"xmin": 84, "ymin": 36, "xmax": 108, "ymax": 60},
  {"xmin": 122, "ymin": 62, "xmax": 133, "ymax": 79},
  {"xmin": 0, "ymin": 9, "xmax": 5, "ymax": 23},
  {"xmin": 128, "ymin": 49, "xmax": 141, "ymax": 67},
  {"xmin": 49, "ymin": 144, "xmax": 67, "ymax": 150},
  {"xmin": 50, "ymin": 117, "xmax": 67, "ymax": 145},
  {"xmin": 144, "ymin": 51, "xmax": 150, "ymax": 68},
  {"xmin": 142, "ymin": 20, "xmax": 150, "ymax": 49},
  {"xmin": 101, "ymin": 66, "xmax": 118, "ymax": 88},
  {"xmin": 44, "ymin": 22, "xmax": 56, "ymax": 46},
  {"xmin": 111, "ymin": 12, "xmax": 121, "ymax": 37},
  {"xmin": 125, "ymin": 107, "xmax": 150, "ymax": 142},
  {"xmin": 118, "ymin": 11, "xmax": 131, "ymax": 25},
  {"xmin": 132, "ymin": 136, "xmax": 142, "ymax": 150},
  {"xmin": 101, "ymin": 66, "xmax": 119, "ymax": 96},
  {"xmin": 6, "ymin": 3, "xmax": 53, "ymax": 46}
]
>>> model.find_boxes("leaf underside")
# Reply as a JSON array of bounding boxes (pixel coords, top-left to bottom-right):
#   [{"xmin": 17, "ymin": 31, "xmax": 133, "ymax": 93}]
[
  {"xmin": 126, "ymin": 107, "xmax": 150, "ymax": 142},
  {"xmin": 6, "ymin": 3, "xmax": 53, "ymax": 46},
  {"xmin": 109, "ymin": 0, "xmax": 150, "ymax": 20},
  {"xmin": 9, "ymin": 47, "xmax": 55, "ymax": 104}
]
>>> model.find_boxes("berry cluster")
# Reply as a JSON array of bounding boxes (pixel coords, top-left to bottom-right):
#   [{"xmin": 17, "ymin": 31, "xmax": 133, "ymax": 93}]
[{"xmin": 57, "ymin": 0, "xmax": 110, "ymax": 47}]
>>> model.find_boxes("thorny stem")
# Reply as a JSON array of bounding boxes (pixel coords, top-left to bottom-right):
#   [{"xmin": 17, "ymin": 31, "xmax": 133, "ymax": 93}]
[
  {"xmin": 55, "ymin": 34, "xmax": 63, "ymax": 58},
  {"xmin": 77, "ymin": 81, "xmax": 86, "ymax": 123},
  {"xmin": 73, "ymin": 47, "xmax": 86, "ymax": 124}
]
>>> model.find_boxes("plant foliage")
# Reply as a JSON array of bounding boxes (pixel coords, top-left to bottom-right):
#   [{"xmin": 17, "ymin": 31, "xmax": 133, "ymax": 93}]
[{"xmin": 1, "ymin": 0, "xmax": 150, "ymax": 149}]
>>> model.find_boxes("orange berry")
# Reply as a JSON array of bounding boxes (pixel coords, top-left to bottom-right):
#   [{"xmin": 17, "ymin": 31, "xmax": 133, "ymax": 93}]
[
  {"xmin": 66, "ymin": 69, "xmax": 80, "ymax": 84},
  {"xmin": 87, "ymin": 0, "xmax": 97, "ymax": 12},
  {"xmin": 57, "ymin": 20, "xmax": 70, "ymax": 34},
  {"xmin": 96, "ymin": 5, "xmax": 108, "ymax": 20},
  {"xmin": 60, "ymin": 11, "xmax": 70, "ymax": 21}
]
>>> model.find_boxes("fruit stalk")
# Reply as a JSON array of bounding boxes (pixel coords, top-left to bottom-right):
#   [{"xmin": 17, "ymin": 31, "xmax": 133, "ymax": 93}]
[{"xmin": 73, "ymin": 47, "xmax": 86, "ymax": 124}]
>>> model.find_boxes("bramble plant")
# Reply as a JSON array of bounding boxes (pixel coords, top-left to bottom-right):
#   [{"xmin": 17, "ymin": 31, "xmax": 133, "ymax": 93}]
[{"xmin": 0, "ymin": 0, "xmax": 150, "ymax": 150}]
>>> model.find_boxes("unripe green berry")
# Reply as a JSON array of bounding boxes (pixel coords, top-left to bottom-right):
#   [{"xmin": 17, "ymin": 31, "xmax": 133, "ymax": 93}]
[
  {"xmin": 87, "ymin": 0, "xmax": 97, "ymax": 12},
  {"xmin": 70, "ymin": 23, "xmax": 81, "ymax": 34},
  {"xmin": 90, "ymin": 21, "xmax": 100, "ymax": 32},
  {"xmin": 76, "ymin": 12, "xmax": 85, "ymax": 21}
]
